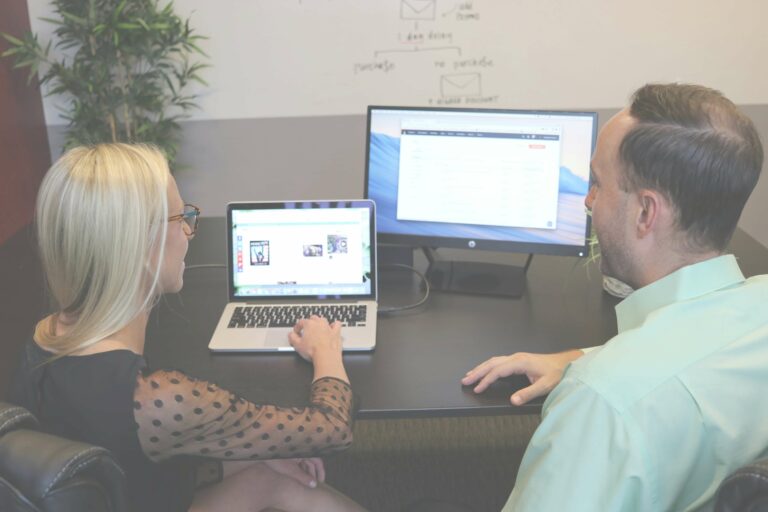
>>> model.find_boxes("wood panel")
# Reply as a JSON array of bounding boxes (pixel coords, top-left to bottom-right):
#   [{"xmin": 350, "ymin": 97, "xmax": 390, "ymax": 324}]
[{"xmin": 0, "ymin": 0, "xmax": 51, "ymax": 398}]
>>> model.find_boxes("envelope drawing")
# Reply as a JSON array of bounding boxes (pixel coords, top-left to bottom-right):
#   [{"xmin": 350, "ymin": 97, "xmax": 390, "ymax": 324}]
[
  {"xmin": 400, "ymin": 0, "xmax": 436, "ymax": 20},
  {"xmin": 440, "ymin": 73, "xmax": 482, "ymax": 97}
]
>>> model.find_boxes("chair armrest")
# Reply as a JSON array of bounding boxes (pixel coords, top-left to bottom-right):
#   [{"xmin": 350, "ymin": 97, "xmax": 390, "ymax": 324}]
[
  {"xmin": 0, "ymin": 403, "xmax": 38, "ymax": 436},
  {"xmin": 714, "ymin": 457, "xmax": 768, "ymax": 512},
  {"xmin": 0, "ymin": 429, "xmax": 127, "ymax": 512}
]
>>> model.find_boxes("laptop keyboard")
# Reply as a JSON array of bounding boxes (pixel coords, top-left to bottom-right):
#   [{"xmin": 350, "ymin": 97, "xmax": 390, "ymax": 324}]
[{"xmin": 228, "ymin": 304, "xmax": 368, "ymax": 328}]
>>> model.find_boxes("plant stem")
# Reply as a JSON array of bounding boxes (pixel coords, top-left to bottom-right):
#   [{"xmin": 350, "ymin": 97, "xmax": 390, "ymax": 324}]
[
  {"xmin": 115, "ymin": 48, "xmax": 132, "ymax": 140},
  {"xmin": 107, "ymin": 112, "xmax": 117, "ymax": 142}
]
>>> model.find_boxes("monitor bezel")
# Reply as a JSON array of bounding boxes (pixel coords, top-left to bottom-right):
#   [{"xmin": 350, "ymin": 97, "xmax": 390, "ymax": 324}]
[
  {"xmin": 364, "ymin": 105, "xmax": 597, "ymax": 258},
  {"xmin": 226, "ymin": 200, "xmax": 377, "ymax": 302}
]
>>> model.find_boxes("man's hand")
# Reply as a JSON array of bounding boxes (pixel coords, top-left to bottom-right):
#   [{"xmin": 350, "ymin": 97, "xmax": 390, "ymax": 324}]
[
  {"xmin": 263, "ymin": 458, "xmax": 326, "ymax": 488},
  {"xmin": 461, "ymin": 350, "xmax": 584, "ymax": 405}
]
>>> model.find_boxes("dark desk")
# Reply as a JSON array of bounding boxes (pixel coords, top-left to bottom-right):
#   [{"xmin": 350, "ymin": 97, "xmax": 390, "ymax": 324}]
[{"xmin": 146, "ymin": 218, "xmax": 768, "ymax": 419}]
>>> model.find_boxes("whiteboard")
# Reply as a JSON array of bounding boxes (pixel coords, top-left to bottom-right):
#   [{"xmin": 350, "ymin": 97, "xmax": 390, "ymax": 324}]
[{"xmin": 27, "ymin": 0, "xmax": 768, "ymax": 122}]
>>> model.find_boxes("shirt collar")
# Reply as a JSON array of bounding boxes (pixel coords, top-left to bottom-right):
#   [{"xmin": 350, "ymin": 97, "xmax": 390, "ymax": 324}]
[{"xmin": 615, "ymin": 254, "xmax": 745, "ymax": 333}]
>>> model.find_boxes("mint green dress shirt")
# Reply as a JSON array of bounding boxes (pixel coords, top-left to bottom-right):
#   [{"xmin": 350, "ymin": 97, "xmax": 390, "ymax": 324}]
[{"xmin": 504, "ymin": 255, "xmax": 768, "ymax": 512}]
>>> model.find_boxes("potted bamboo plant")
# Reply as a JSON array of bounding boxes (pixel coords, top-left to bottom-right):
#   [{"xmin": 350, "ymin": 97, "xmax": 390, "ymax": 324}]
[{"xmin": 1, "ymin": 0, "xmax": 208, "ymax": 165}]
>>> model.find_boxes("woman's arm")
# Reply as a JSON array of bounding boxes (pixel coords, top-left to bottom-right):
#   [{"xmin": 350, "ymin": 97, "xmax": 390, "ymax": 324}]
[{"xmin": 133, "ymin": 370, "xmax": 353, "ymax": 463}]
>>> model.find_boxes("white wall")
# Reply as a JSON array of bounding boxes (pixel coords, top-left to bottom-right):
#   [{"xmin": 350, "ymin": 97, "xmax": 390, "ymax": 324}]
[
  {"xmin": 28, "ymin": 0, "xmax": 768, "ymax": 121},
  {"xmin": 34, "ymin": 0, "xmax": 768, "ymax": 246}
]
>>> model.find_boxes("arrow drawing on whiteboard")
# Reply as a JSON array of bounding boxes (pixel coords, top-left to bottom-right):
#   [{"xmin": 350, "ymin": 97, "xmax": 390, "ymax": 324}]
[
  {"xmin": 442, "ymin": 4, "xmax": 457, "ymax": 17},
  {"xmin": 374, "ymin": 46, "xmax": 462, "ymax": 57}
]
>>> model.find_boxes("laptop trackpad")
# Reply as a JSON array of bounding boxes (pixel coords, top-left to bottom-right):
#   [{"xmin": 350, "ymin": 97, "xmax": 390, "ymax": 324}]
[{"xmin": 265, "ymin": 329, "xmax": 292, "ymax": 348}]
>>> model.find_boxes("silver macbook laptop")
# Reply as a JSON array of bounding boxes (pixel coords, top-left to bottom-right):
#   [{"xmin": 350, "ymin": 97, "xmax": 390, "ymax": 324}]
[{"xmin": 208, "ymin": 200, "xmax": 377, "ymax": 352}]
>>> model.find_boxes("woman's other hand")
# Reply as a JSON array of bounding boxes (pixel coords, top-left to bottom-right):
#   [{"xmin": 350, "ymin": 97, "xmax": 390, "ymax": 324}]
[{"xmin": 263, "ymin": 457, "xmax": 326, "ymax": 489}]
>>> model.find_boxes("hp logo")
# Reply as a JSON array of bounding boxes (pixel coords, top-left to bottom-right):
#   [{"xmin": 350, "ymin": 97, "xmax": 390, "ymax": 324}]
[{"xmin": 467, "ymin": 240, "xmax": 476, "ymax": 248}]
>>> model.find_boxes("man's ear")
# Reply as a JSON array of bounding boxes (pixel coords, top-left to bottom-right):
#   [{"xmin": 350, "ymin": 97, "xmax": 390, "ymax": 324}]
[{"xmin": 634, "ymin": 189, "xmax": 665, "ymax": 238}]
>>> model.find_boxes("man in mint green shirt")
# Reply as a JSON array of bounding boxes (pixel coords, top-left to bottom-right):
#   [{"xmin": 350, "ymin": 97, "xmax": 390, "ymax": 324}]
[{"xmin": 463, "ymin": 83, "xmax": 766, "ymax": 511}]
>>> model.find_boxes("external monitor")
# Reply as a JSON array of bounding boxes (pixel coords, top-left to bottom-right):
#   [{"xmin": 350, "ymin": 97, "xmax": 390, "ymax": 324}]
[{"xmin": 365, "ymin": 106, "xmax": 598, "ymax": 296}]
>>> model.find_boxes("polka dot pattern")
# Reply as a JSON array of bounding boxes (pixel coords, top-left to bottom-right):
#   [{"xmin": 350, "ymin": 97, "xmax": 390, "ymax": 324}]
[{"xmin": 133, "ymin": 370, "xmax": 354, "ymax": 463}]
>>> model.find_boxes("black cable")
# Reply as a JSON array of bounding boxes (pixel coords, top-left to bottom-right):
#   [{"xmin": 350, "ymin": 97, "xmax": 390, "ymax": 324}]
[
  {"xmin": 185, "ymin": 264, "xmax": 226, "ymax": 270},
  {"xmin": 377, "ymin": 263, "xmax": 431, "ymax": 315}
]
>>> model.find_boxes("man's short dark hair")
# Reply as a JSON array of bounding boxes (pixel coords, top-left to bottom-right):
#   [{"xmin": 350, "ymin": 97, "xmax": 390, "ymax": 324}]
[{"xmin": 619, "ymin": 83, "xmax": 763, "ymax": 251}]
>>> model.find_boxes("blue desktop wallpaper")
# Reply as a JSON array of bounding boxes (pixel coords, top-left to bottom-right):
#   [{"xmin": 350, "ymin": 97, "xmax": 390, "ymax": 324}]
[{"xmin": 368, "ymin": 132, "xmax": 590, "ymax": 246}]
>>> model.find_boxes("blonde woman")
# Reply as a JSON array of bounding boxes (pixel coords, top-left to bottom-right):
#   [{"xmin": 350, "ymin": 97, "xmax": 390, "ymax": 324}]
[{"xmin": 11, "ymin": 144, "xmax": 365, "ymax": 512}]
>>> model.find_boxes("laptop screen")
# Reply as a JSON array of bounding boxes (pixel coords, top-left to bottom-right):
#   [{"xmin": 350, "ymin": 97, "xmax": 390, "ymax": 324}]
[{"xmin": 227, "ymin": 200, "xmax": 376, "ymax": 300}]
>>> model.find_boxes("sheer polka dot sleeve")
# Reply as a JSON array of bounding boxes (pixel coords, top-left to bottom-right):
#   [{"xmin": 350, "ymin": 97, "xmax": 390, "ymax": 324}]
[{"xmin": 133, "ymin": 370, "xmax": 353, "ymax": 463}]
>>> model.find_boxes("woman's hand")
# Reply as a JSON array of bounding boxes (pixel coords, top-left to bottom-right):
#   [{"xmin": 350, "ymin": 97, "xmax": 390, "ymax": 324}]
[
  {"xmin": 289, "ymin": 315, "xmax": 349, "ymax": 384},
  {"xmin": 289, "ymin": 315, "xmax": 342, "ymax": 362},
  {"xmin": 263, "ymin": 458, "xmax": 325, "ymax": 488}
]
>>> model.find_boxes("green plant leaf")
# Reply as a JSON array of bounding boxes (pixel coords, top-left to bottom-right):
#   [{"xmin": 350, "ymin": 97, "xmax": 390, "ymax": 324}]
[
  {"xmin": 56, "ymin": 40, "xmax": 80, "ymax": 50},
  {"xmin": 13, "ymin": 58, "xmax": 36, "ymax": 69},
  {"xmin": 185, "ymin": 41, "xmax": 207, "ymax": 56},
  {"xmin": 5, "ymin": 0, "xmax": 208, "ymax": 168},
  {"xmin": 135, "ymin": 122, "xmax": 153, "ymax": 135},
  {"xmin": 38, "ymin": 17, "xmax": 64, "ymax": 26},
  {"xmin": 60, "ymin": 11, "xmax": 88, "ymax": 26},
  {"xmin": 190, "ymin": 75, "xmax": 208, "ymax": 86},
  {"xmin": 114, "ymin": 0, "xmax": 128, "ymax": 20},
  {"xmin": 1, "ymin": 32, "xmax": 25, "ymax": 45}
]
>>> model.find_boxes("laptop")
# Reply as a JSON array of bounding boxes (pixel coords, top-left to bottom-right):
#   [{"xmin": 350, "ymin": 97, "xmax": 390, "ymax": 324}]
[{"xmin": 208, "ymin": 200, "xmax": 378, "ymax": 352}]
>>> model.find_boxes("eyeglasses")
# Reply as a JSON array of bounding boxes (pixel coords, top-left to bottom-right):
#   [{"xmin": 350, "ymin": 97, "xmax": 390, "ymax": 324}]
[{"xmin": 168, "ymin": 204, "xmax": 201, "ymax": 238}]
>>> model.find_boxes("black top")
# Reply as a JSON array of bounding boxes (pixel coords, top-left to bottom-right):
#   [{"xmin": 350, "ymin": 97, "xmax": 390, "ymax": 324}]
[
  {"xmin": 11, "ymin": 340, "xmax": 195, "ymax": 512},
  {"xmin": 10, "ymin": 339, "xmax": 355, "ymax": 512}
]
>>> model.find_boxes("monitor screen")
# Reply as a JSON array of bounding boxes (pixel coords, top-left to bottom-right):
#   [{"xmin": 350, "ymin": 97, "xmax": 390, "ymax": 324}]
[
  {"xmin": 365, "ymin": 106, "xmax": 597, "ymax": 257},
  {"xmin": 227, "ymin": 201, "xmax": 376, "ymax": 300}
]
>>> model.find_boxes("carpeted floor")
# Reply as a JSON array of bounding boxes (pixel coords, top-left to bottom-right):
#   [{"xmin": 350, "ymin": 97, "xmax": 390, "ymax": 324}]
[{"xmin": 324, "ymin": 415, "xmax": 541, "ymax": 512}]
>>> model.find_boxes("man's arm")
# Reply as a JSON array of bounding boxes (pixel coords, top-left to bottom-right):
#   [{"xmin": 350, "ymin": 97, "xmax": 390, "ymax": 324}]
[{"xmin": 503, "ymin": 377, "xmax": 653, "ymax": 511}]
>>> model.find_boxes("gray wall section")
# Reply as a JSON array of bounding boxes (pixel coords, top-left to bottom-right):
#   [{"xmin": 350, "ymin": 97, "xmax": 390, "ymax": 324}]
[
  {"xmin": 46, "ymin": 105, "xmax": 768, "ymax": 247},
  {"xmin": 738, "ymin": 105, "xmax": 768, "ymax": 247}
]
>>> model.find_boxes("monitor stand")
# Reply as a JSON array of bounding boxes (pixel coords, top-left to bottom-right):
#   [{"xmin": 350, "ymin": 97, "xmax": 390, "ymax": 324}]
[{"xmin": 422, "ymin": 247, "xmax": 533, "ymax": 298}]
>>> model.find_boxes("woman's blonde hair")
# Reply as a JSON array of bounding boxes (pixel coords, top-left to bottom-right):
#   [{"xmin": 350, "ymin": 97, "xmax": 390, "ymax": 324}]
[{"xmin": 35, "ymin": 143, "xmax": 171, "ymax": 354}]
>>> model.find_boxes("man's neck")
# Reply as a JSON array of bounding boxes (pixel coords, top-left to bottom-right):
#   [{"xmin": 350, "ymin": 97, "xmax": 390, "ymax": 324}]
[{"xmin": 635, "ymin": 249, "xmax": 723, "ymax": 289}]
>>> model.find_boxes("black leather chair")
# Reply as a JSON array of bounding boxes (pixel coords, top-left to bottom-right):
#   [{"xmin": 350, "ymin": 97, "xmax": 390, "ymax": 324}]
[
  {"xmin": 0, "ymin": 402, "xmax": 127, "ymax": 512},
  {"xmin": 715, "ymin": 457, "xmax": 768, "ymax": 512}
]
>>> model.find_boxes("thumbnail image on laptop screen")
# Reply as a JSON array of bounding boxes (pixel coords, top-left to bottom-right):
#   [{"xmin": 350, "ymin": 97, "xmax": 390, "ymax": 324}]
[{"xmin": 229, "ymin": 203, "xmax": 374, "ymax": 299}]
